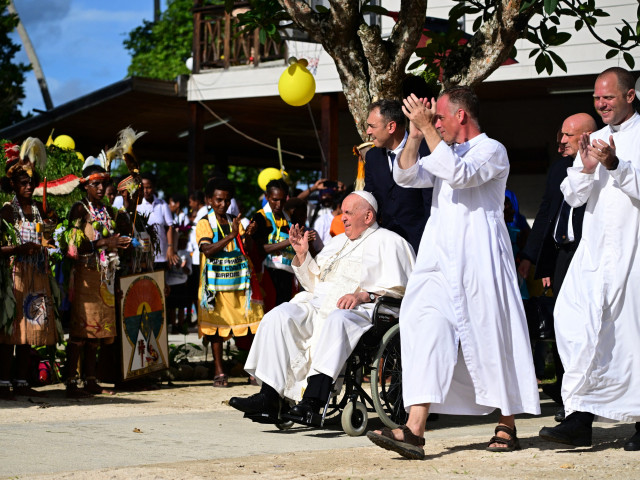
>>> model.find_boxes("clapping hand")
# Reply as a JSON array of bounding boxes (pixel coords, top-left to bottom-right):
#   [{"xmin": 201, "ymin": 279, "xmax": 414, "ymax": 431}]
[{"xmin": 402, "ymin": 94, "xmax": 436, "ymax": 133}]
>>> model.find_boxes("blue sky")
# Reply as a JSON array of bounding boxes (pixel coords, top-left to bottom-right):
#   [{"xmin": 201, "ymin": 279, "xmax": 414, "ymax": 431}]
[{"xmin": 11, "ymin": 0, "xmax": 154, "ymax": 115}]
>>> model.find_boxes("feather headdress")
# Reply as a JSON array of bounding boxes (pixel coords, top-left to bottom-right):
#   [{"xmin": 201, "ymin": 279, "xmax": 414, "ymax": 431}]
[
  {"xmin": 12, "ymin": 137, "xmax": 47, "ymax": 177},
  {"xmin": 116, "ymin": 127, "xmax": 146, "ymax": 177}
]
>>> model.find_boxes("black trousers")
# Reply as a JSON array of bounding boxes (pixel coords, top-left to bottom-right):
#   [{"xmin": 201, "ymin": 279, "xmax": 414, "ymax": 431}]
[{"xmin": 551, "ymin": 242, "xmax": 578, "ymax": 389}]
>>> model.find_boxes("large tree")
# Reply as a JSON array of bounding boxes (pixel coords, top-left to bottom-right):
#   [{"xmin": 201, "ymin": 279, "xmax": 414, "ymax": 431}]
[
  {"xmin": 231, "ymin": 0, "xmax": 640, "ymax": 139},
  {"xmin": 0, "ymin": 0, "xmax": 30, "ymax": 128}
]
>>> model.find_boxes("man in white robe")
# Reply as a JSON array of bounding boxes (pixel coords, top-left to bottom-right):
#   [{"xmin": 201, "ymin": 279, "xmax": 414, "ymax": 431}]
[
  {"xmin": 229, "ymin": 192, "xmax": 415, "ymax": 424},
  {"xmin": 367, "ymin": 87, "xmax": 540, "ymax": 460},
  {"xmin": 539, "ymin": 67, "xmax": 640, "ymax": 451}
]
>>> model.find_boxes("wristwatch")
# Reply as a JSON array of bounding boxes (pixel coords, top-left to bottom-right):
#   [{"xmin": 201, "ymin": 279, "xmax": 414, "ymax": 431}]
[{"xmin": 368, "ymin": 292, "xmax": 376, "ymax": 303}]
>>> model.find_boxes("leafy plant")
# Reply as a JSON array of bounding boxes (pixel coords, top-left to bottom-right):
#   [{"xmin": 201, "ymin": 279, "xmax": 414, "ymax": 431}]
[{"xmin": 168, "ymin": 342, "xmax": 203, "ymax": 367}]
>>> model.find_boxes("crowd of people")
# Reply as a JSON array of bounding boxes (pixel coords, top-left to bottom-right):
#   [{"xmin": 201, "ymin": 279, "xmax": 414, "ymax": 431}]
[{"xmin": 1, "ymin": 65, "xmax": 638, "ymax": 458}]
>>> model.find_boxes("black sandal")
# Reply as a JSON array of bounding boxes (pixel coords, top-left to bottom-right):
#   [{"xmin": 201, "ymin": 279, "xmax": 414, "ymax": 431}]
[
  {"xmin": 486, "ymin": 424, "xmax": 521, "ymax": 452},
  {"xmin": 367, "ymin": 425, "xmax": 425, "ymax": 460}
]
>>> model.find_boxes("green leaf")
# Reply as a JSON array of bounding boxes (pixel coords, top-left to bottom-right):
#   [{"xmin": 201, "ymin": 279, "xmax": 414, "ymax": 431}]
[
  {"xmin": 549, "ymin": 15, "xmax": 560, "ymax": 25},
  {"xmin": 258, "ymin": 28, "xmax": 266, "ymax": 44},
  {"xmin": 623, "ymin": 52, "xmax": 635, "ymax": 69},
  {"xmin": 544, "ymin": 0, "xmax": 559, "ymax": 15},
  {"xmin": 606, "ymin": 49, "xmax": 619, "ymax": 59},
  {"xmin": 408, "ymin": 59, "xmax": 425, "ymax": 70},
  {"xmin": 545, "ymin": 54, "xmax": 553, "ymax": 74},
  {"xmin": 548, "ymin": 50, "xmax": 567, "ymax": 72},
  {"xmin": 519, "ymin": 0, "xmax": 537, "ymax": 13},
  {"xmin": 575, "ymin": 19, "xmax": 583, "ymax": 31},
  {"xmin": 529, "ymin": 48, "xmax": 540, "ymax": 58},
  {"xmin": 472, "ymin": 15, "xmax": 482, "ymax": 32},
  {"xmin": 535, "ymin": 53, "xmax": 546, "ymax": 73},
  {"xmin": 361, "ymin": 5, "xmax": 389, "ymax": 15},
  {"xmin": 553, "ymin": 32, "xmax": 571, "ymax": 45},
  {"xmin": 315, "ymin": 5, "xmax": 329, "ymax": 13},
  {"xmin": 593, "ymin": 9, "xmax": 610, "ymax": 17}
]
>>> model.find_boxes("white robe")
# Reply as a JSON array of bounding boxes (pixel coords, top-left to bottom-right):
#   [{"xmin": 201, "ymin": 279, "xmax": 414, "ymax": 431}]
[
  {"xmin": 394, "ymin": 134, "xmax": 540, "ymax": 416},
  {"xmin": 556, "ymin": 113, "xmax": 640, "ymax": 423},
  {"xmin": 245, "ymin": 224, "xmax": 415, "ymax": 401}
]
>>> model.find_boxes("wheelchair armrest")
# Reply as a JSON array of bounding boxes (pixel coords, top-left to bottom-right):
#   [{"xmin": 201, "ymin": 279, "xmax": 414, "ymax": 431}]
[{"xmin": 376, "ymin": 295, "xmax": 402, "ymax": 308}]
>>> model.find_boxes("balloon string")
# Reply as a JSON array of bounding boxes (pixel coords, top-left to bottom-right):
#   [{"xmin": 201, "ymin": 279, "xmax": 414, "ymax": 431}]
[
  {"xmin": 197, "ymin": 101, "xmax": 304, "ymax": 159},
  {"xmin": 307, "ymin": 103, "xmax": 328, "ymax": 177}
]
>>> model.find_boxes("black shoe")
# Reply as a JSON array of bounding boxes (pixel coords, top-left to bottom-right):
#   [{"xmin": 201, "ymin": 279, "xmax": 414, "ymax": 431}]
[
  {"xmin": 554, "ymin": 408, "xmax": 565, "ymax": 422},
  {"xmin": 624, "ymin": 423, "xmax": 640, "ymax": 451},
  {"xmin": 229, "ymin": 393, "xmax": 278, "ymax": 416},
  {"xmin": 282, "ymin": 398, "xmax": 323, "ymax": 427},
  {"xmin": 541, "ymin": 383, "xmax": 563, "ymax": 405},
  {"xmin": 539, "ymin": 411, "xmax": 593, "ymax": 447}
]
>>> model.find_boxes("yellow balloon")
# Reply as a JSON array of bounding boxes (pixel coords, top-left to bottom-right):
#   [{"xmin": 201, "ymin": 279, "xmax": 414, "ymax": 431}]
[
  {"xmin": 53, "ymin": 134, "xmax": 75, "ymax": 151},
  {"xmin": 76, "ymin": 152, "xmax": 84, "ymax": 162},
  {"xmin": 258, "ymin": 167, "xmax": 283, "ymax": 191},
  {"xmin": 278, "ymin": 61, "xmax": 316, "ymax": 107}
]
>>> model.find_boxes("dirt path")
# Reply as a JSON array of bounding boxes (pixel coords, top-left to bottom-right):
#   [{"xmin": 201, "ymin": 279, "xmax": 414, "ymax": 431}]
[{"xmin": 2, "ymin": 380, "xmax": 639, "ymax": 479}]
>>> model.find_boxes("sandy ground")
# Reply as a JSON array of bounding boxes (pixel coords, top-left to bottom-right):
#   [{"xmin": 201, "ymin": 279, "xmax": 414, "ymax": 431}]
[{"xmin": 1, "ymin": 377, "xmax": 639, "ymax": 480}]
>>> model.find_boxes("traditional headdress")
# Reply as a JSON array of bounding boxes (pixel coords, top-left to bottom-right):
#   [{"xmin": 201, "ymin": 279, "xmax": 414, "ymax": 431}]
[
  {"xmin": 117, "ymin": 175, "xmax": 141, "ymax": 195},
  {"xmin": 4, "ymin": 137, "xmax": 47, "ymax": 179},
  {"xmin": 353, "ymin": 141, "xmax": 374, "ymax": 191}
]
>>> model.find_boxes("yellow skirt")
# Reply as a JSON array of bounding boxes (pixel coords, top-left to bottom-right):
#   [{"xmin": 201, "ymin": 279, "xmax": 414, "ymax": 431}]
[{"xmin": 198, "ymin": 287, "xmax": 263, "ymax": 338}]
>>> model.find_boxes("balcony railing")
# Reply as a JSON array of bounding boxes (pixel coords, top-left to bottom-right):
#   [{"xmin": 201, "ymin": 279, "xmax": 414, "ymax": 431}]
[{"xmin": 192, "ymin": 1, "xmax": 287, "ymax": 73}]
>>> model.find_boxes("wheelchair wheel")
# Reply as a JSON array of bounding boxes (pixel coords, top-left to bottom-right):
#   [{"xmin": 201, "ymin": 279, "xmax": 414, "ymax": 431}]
[
  {"xmin": 341, "ymin": 400, "xmax": 368, "ymax": 436},
  {"xmin": 371, "ymin": 323, "xmax": 407, "ymax": 429}
]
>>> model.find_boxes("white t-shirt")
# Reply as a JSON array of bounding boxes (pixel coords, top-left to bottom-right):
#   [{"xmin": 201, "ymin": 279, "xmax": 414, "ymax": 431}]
[{"xmin": 137, "ymin": 196, "xmax": 174, "ymax": 263}]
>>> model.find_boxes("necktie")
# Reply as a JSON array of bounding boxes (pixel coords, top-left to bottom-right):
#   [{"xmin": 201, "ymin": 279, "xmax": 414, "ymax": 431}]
[
  {"xmin": 388, "ymin": 151, "xmax": 396, "ymax": 165},
  {"xmin": 554, "ymin": 201, "xmax": 571, "ymax": 243}
]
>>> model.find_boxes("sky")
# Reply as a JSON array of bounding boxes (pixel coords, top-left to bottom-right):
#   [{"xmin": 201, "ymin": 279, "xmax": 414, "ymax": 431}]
[{"xmin": 11, "ymin": 0, "xmax": 154, "ymax": 116}]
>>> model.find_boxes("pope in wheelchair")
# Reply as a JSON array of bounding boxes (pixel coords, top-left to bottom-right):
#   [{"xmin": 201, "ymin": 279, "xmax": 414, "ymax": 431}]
[{"xmin": 229, "ymin": 191, "xmax": 415, "ymax": 427}]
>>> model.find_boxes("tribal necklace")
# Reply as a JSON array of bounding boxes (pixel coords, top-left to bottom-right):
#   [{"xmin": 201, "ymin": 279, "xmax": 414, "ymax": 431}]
[{"xmin": 319, "ymin": 228, "xmax": 378, "ymax": 281}]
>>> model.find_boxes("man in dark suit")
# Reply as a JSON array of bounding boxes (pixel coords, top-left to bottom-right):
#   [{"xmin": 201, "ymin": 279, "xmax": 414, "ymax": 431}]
[
  {"xmin": 518, "ymin": 112, "xmax": 597, "ymax": 420},
  {"xmin": 364, "ymin": 99, "xmax": 432, "ymax": 252}
]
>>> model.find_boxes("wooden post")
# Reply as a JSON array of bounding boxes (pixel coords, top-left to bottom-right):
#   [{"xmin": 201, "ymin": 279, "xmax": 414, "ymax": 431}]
[
  {"xmin": 223, "ymin": 11, "xmax": 231, "ymax": 69},
  {"xmin": 320, "ymin": 93, "xmax": 339, "ymax": 179},
  {"xmin": 192, "ymin": 0, "xmax": 202, "ymax": 73},
  {"xmin": 188, "ymin": 102, "xmax": 205, "ymax": 193}
]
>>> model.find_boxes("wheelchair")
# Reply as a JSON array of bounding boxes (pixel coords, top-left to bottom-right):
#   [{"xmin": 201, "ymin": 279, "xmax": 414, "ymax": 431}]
[{"xmin": 273, "ymin": 295, "xmax": 407, "ymax": 436}]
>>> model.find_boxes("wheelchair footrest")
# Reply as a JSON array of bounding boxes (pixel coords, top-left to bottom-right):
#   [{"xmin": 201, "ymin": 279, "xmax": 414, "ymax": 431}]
[
  {"xmin": 244, "ymin": 411, "xmax": 280, "ymax": 425},
  {"xmin": 281, "ymin": 411, "xmax": 323, "ymax": 427}
]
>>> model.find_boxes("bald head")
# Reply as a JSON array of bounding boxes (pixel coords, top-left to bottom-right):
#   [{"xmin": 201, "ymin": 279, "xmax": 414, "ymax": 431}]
[{"xmin": 559, "ymin": 113, "xmax": 597, "ymax": 158}]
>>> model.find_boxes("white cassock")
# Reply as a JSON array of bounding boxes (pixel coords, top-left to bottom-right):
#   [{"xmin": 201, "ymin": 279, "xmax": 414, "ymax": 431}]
[
  {"xmin": 556, "ymin": 113, "xmax": 640, "ymax": 423},
  {"xmin": 394, "ymin": 133, "xmax": 540, "ymax": 416},
  {"xmin": 245, "ymin": 223, "xmax": 415, "ymax": 402}
]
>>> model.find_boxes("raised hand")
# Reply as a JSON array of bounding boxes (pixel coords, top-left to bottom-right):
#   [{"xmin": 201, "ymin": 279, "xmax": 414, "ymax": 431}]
[
  {"xmin": 579, "ymin": 132, "xmax": 599, "ymax": 174},
  {"xmin": 230, "ymin": 216, "xmax": 241, "ymax": 237},
  {"xmin": 289, "ymin": 223, "xmax": 309, "ymax": 258},
  {"xmin": 402, "ymin": 93, "xmax": 436, "ymax": 131},
  {"xmin": 592, "ymin": 135, "xmax": 618, "ymax": 170}
]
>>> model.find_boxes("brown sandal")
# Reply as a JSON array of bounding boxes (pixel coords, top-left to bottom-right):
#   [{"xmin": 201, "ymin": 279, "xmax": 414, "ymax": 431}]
[
  {"xmin": 486, "ymin": 425, "xmax": 521, "ymax": 452},
  {"xmin": 366, "ymin": 425, "xmax": 425, "ymax": 460},
  {"xmin": 213, "ymin": 374, "xmax": 229, "ymax": 388}
]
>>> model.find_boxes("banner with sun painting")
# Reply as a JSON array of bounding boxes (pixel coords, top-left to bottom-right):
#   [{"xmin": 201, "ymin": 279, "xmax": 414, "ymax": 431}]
[{"xmin": 119, "ymin": 271, "xmax": 168, "ymax": 380}]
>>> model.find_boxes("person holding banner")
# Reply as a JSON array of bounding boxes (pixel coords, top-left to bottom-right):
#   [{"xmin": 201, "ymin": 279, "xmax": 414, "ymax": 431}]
[{"xmin": 197, "ymin": 177, "xmax": 263, "ymax": 388}]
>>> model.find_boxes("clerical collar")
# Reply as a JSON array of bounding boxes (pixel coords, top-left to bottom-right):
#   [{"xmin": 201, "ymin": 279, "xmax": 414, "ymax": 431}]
[
  {"xmin": 453, "ymin": 133, "xmax": 487, "ymax": 157},
  {"xmin": 608, "ymin": 112, "xmax": 639, "ymax": 133}
]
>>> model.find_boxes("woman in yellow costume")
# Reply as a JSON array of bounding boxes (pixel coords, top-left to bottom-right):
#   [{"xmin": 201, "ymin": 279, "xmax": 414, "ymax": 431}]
[{"xmin": 197, "ymin": 177, "xmax": 263, "ymax": 387}]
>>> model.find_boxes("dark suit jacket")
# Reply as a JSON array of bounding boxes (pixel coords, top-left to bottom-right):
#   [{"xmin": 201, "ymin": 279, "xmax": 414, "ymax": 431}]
[
  {"xmin": 520, "ymin": 156, "xmax": 585, "ymax": 279},
  {"xmin": 364, "ymin": 142, "xmax": 432, "ymax": 252}
]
